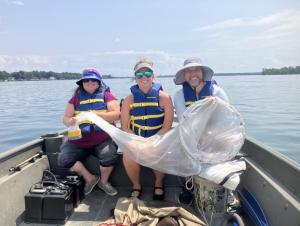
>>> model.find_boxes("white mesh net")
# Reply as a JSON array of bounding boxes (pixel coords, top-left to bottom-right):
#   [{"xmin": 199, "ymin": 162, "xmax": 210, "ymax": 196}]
[{"xmin": 76, "ymin": 97, "xmax": 246, "ymax": 190}]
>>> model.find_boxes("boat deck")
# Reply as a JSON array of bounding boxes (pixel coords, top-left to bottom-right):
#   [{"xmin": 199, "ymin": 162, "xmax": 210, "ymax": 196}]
[
  {"xmin": 14, "ymin": 136, "xmax": 259, "ymax": 226},
  {"xmin": 21, "ymin": 185, "xmax": 236, "ymax": 226},
  {"xmin": 20, "ymin": 185, "xmax": 215, "ymax": 226},
  {"xmin": 66, "ymin": 186, "xmax": 185, "ymax": 226},
  {"xmin": 1, "ymin": 135, "xmax": 298, "ymax": 226}
]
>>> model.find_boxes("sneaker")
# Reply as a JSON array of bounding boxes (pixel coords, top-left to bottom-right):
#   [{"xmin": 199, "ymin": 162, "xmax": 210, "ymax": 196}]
[
  {"xmin": 98, "ymin": 181, "xmax": 118, "ymax": 196},
  {"xmin": 84, "ymin": 176, "xmax": 100, "ymax": 195}
]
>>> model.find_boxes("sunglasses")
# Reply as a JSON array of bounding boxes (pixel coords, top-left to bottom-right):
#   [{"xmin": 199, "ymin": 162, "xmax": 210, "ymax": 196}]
[
  {"xmin": 135, "ymin": 71, "xmax": 153, "ymax": 79},
  {"xmin": 82, "ymin": 78, "xmax": 98, "ymax": 83}
]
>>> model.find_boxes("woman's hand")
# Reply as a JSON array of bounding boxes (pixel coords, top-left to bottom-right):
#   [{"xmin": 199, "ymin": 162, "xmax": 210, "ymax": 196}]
[
  {"xmin": 120, "ymin": 95, "xmax": 134, "ymax": 134},
  {"xmin": 65, "ymin": 117, "xmax": 76, "ymax": 126},
  {"xmin": 63, "ymin": 103, "xmax": 76, "ymax": 126},
  {"xmin": 93, "ymin": 100, "xmax": 120, "ymax": 123}
]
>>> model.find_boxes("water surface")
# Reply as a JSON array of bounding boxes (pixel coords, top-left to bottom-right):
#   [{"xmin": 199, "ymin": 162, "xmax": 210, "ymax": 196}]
[{"xmin": 0, "ymin": 75, "xmax": 299, "ymax": 163}]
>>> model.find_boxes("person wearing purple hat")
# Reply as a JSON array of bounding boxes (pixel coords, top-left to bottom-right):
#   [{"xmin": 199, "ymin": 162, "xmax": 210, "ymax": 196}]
[
  {"xmin": 173, "ymin": 57, "xmax": 229, "ymax": 122},
  {"xmin": 58, "ymin": 67, "xmax": 120, "ymax": 196},
  {"xmin": 173, "ymin": 58, "xmax": 229, "ymax": 204}
]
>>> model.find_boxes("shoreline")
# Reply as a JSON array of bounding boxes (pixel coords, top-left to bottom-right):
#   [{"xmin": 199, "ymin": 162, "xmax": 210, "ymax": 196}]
[{"xmin": 2, "ymin": 72, "xmax": 300, "ymax": 82}]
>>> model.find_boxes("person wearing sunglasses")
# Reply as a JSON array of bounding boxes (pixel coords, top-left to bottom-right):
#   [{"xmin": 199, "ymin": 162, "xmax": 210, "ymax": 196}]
[
  {"xmin": 58, "ymin": 68, "xmax": 120, "ymax": 196},
  {"xmin": 121, "ymin": 59, "xmax": 174, "ymax": 200}
]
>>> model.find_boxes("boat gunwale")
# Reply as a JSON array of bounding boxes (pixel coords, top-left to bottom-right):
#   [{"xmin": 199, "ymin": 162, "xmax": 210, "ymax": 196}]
[
  {"xmin": 0, "ymin": 132, "xmax": 299, "ymax": 226},
  {"xmin": 242, "ymin": 136, "xmax": 300, "ymax": 201},
  {"xmin": 0, "ymin": 138, "xmax": 43, "ymax": 163},
  {"xmin": 245, "ymin": 136, "xmax": 300, "ymax": 169},
  {"xmin": 0, "ymin": 129, "xmax": 67, "ymax": 164}
]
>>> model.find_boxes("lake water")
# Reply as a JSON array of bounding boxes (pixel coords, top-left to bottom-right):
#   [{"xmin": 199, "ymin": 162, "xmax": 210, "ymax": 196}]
[{"xmin": 0, "ymin": 75, "xmax": 299, "ymax": 164}]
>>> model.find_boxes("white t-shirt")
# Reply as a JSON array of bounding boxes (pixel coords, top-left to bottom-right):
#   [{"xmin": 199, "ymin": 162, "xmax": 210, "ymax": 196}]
[{"xmin": 173, "ymin": 84, "xmax": 229, "ymax": 122}]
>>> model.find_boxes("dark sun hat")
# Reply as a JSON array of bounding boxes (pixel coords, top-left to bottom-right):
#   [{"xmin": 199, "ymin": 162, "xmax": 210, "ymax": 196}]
[{"xmin": 76, "ymin": 68, "xmax": 102, "ymax": 85}]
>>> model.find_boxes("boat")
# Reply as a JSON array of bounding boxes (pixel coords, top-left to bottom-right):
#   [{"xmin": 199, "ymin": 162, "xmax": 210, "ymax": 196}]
[{"xmin": 0, "ymin": 131, "xmax": 299, "ymax": 226}]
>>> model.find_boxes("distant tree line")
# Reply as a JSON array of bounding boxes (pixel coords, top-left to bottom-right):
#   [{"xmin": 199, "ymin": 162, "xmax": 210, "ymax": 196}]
[
  {"xmin": 0, "ymin": 70, "xmax": 112, "ymax": 81},
  {"xmin": 262, "ymin": 66, "xmax": 300, "ymax": 75}
]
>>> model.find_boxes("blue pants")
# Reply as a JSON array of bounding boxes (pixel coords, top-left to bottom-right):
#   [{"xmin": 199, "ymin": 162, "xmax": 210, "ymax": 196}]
[{"xmin": 58, "ymin": 139, "xmax": 119, "ymax": 168}]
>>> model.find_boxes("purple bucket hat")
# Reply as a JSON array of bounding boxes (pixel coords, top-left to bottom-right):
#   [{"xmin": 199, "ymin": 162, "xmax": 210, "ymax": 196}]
[{"xmin": 76, "ymin": 68, "xmax": 102, "ymax": 85}]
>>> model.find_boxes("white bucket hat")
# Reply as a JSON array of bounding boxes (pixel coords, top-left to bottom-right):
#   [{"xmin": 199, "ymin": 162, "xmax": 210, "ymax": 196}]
[{"xmin": 174, "ymin": 58, "xmax": 214, "ymax": 85}]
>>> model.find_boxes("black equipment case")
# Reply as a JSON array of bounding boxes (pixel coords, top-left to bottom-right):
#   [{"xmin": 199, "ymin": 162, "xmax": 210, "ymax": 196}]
[
  {"xmin": 56, "ymin": 174, "xmax": 85, "ymax": 208},
  {"xmin": 24, "ymin": 180, "xmax": 75, "ymax": 224}
]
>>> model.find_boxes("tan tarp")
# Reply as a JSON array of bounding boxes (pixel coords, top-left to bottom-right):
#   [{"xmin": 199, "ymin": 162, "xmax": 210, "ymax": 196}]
[{"xmin": 104, "ymin": 197, "xmax": 205, "ymax": 226}]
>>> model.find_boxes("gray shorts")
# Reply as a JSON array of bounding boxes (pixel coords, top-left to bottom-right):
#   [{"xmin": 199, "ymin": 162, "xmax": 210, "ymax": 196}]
[{"xmin": 57, "ymin": 139, "xmax": 119, "ymax": 168}]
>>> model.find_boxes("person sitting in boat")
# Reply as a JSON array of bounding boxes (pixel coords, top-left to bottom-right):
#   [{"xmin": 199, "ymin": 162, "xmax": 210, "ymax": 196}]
[
  {"xmin": 58, "ymin": 68, "xmax": 120, "ymax": 196},
  {"xmin": 173, "ymin": 57, "xmax": 229, "ymax": 121},
  {"xmin": 121, "ymin": 59, "xmax": 174, "ymax": 200},
  {"xmin": 173, "ymin": 57, "xmax": 229, "ymax": 204}
]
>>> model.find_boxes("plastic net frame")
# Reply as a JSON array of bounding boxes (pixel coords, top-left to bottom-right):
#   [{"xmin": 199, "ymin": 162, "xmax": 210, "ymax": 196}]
[{"xmin": 193, "ymin": 176, "xmax": 229, "ymax": 215}]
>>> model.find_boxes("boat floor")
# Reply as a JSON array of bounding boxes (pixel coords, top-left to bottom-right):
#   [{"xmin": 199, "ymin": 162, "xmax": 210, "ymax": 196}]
[{"xmin": 19, "ymin": 186, "xmax": 230, "ymax": 226}]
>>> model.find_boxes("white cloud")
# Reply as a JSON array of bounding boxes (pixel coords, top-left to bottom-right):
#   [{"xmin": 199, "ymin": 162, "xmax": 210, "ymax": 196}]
[
  {"xmin": 3, "ymin": 0, "xmax": 24, "ymax": 6},
  {"xmin": 2, "ymin": 9, "xmax": 299, "ymax": 74},
  {"xmin": 190, "ymin": 9, "xmax": 300, "ymax": 71},
  {"xmin": 193, "ymin": 10, "xmax": 299, "ymax": 32},
  {"xmin": 114, "ymin": 37, "xmax": 121, "ymax": 43},
  {"xmin": 0, "ymin": 55, "xmax": 51, "ymax": 71},
  {"xmin": 193, "ymin": 9, "xmax": 300, "ymax": 49},
  {"xmin": 193, "ymin": 18, "xmax": 245, "ymax": 31},
  {"xmin": 0, "ymin": 51, "xmax": 188, "ymax": 76},
  {"xmin": 92, "ymin": 49, "xmax": 182, "ymax": 61},
  {"xmin": 89, "ymin": 50, "xmax": 187, "ymax": 75}
]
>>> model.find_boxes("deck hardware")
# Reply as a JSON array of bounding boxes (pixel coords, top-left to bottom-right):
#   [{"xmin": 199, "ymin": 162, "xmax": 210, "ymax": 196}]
[
  {"xmin": 9, "ymin": 151, "xmax": 43, "ymax": 174},
  {"xmin": 284, "ymin": 203, "xmax": 289, "ymax": 210}
]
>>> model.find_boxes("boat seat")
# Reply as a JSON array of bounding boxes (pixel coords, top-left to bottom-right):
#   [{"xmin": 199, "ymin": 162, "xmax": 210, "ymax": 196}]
[{"xmin": 42, "ymin": 133, "xmax": 182, "ymax": 188}]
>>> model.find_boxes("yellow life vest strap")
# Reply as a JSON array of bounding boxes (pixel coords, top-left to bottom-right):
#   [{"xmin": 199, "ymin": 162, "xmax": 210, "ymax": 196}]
[
  {"xmin": 130, "ymin": 102, "xmax": 159, "ymax": 108},
  {"xmin": 79, "ymin": 98, "xmax": 104, "ymax": 105},
  {"xmin": 78, "ymin": 119, "xmax": 114, "ymax": 125},
  {"xmin": 78, "ymin": 120, "xmax": 94, "ymax": 125},
  {"xmin": 184, "ymin": 101, "xmax": 193, "ymax": 106},
  {"xmin": 131, "ymin": 121, "xmax": 163, "ymax": 131},
  {"xmin": 130, "ymin": 113, "xmax": 165, "ymax": 121},
  {"xmin": 75, "ymin": 109, "xmax": 108, "ymax": 116}
]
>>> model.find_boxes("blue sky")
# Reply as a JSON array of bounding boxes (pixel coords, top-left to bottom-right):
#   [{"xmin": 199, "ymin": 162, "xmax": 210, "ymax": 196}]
[{"xmin": 0, "ymin": 0, "xmax": 299, "ymax": 76}]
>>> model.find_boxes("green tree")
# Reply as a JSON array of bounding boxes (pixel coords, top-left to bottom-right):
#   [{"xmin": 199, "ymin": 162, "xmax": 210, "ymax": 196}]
[{"xmin": 262, "ymin": 66, "xmax": 300, "ymax": 75}]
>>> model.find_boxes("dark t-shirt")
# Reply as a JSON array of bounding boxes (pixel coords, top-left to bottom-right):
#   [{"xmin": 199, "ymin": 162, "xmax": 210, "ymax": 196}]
[{"xmin": 68, "ymin": 91, "xmax": 117, "ymax": 148}]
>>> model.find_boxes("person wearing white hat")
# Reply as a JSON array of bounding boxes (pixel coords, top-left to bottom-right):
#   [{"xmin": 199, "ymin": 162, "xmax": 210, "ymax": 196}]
[
  {"xmin": 173, "ymin": 57, "xmax": 229, "ymax": 122},
  {"xmin": 173, "ymin": 58, "xmax": 229, "ymax": 204}
]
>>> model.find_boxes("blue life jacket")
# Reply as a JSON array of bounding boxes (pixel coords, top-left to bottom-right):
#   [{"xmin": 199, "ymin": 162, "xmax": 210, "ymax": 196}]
[
  {"xmin": 183, "ymin": 80, "xmax": 217, "ymax": 107},
  {"xmin": 75, "ymin": 85, "xmax": 109, "ymax": 134},
  {"xmin": 130, "ymin": 83, "xmax": 165, "ymax": 137}
]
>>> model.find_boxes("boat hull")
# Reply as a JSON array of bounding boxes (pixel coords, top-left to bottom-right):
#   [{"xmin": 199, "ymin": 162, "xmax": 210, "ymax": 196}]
[{"xmin": 0, "ymin": 134, "xmax": 299, "ymax": 226}]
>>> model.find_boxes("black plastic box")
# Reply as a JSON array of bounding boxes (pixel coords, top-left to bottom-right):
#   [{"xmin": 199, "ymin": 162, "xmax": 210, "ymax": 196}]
[
  {"xmin": 56, "ymin": 175, "xmax": 85, "ymax": 207},
  {"xmin": 24, "ymin": 184, "xmax": 73, "ymax": 224}
]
